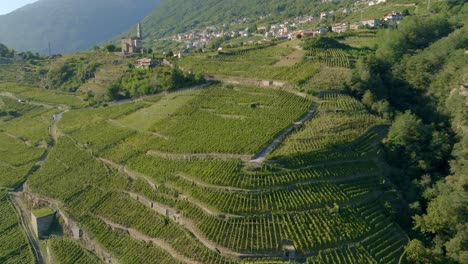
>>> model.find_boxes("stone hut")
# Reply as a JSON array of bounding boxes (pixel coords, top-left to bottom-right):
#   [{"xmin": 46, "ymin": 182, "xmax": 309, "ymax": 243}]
[{"xmin": 31, "ymin": 207, "xmax": 55, "ymax": 238}]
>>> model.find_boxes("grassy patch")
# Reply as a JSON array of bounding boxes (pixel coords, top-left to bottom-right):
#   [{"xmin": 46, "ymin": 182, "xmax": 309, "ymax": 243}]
[{"xmin": 32, "ymin": 207, "xmax": 55, "ymax": 218}]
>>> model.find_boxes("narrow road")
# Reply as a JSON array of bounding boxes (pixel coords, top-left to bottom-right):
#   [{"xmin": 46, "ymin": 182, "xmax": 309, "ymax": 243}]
[
  {"xmin": 0, "ymin": 92, "xmax": 68, "ymax": 110},
  {"xmin": 8, "ymin": 105, "xmax": 66, "ymax": 263},
  {"xmin": 9, "ymin": 193, "xmax": 45, "ymax": 264},
  {"xmin": 250, "ymin": 109, "xmax": 316, "ymax": 164}
]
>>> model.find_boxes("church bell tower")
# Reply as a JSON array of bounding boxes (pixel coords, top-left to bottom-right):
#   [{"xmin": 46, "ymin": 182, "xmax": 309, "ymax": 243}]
[{"xmin": 137, "ymin": 23, "xmax": 142, "ymax": 39}]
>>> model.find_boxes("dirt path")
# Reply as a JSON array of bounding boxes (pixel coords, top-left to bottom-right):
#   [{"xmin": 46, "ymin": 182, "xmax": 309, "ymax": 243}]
[
  {"xmin": 50, "ymin": 111, "xmax": 65, "ymax": 143},
  {"xmin": 7, "ymin": 105, "xmax": 66, "ymax": 263},
  {"xmin": 249, "ymin": 109, "xmax": 317, "ymax": 164},
  {"xmin": 99, "ymin": 217, "xmax": 200, "ymax": 264},
  {"xmin": 9, "ymin": 193, "xmax": 45, "ymax": 264},
  {"xmin": 0, "ymin": 92, "xmax": 68, "ymax": 110}
]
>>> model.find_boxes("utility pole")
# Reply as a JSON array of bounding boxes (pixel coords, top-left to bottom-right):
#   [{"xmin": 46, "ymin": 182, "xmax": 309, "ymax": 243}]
[
  {"xmin": 48, "ymin": 42, "xmax": 51, "ymax": 56},
  {"xmin": 427, "ymin": 0, "xmax": 431, "ymax": 12}
]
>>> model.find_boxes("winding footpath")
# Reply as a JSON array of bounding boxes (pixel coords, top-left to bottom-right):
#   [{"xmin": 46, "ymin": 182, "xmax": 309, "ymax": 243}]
[
  {"xmin": 6, "ymin": 98, "xmax": 67, "ymax": 264},
  {"xmin": 0, "ymin": 92, "xmax": 68, "ymax": 110},
  {"xmin": 9, "ymin": 194, "xmax": 45, "ymax": 264}
]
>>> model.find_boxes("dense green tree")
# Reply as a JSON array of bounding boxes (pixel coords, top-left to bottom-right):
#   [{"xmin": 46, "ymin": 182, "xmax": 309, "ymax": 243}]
[
  {"xmin": 384, "ymin": 111, "xmax": 425, "ymax": 152},
  {"xmin": 0, "ymin": 43, "xmax": 10, "ymax": 57},
  {"xmin": 104, "ymin": 44, "xmax": 117, "ymax": 52},
  {"xmin": 405, "ymin": 239, "xmax": 448, "ymax": 264},
  {"xmin": 109, "ymin": 66, "xmax": 204, "ymax": 99},
  {"xmin": 46, "ymin": 58, "xmax": 99, "ymax": 92},
  {"xmin": 376, "ymin": 15, "xmax": 452, "ymax": 64}
]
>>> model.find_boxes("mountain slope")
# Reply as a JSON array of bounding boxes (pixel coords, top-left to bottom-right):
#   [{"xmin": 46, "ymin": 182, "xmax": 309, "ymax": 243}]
[
  {"xmin": 0, "ymin": 0, "xmax": 161, "ymax": 54},
  {"xmin": 117, "ymin": 0, "xmax": 348, "ymax": 44}
]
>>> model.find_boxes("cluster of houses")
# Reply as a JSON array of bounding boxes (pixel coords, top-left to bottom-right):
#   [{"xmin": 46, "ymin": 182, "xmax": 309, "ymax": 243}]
[
  {"xmin": 298, "ymin": 11, "xmax": 404, "ymax": 38},
  {"xmin": 354, "ymin": 0, "xmax": 388, "ymax": 7},
  {"xmin": 173, "ymin": 29, "xmax": 220, "ymax": 49},
  {"xmin": 171, "ymin": 13, "xmax": 323, "ymax": 49},
  {"xmin": 261, "ymin": 14, "xmax": 320, "ymax": 40},
  {"xmin": 161, "ymin": 0, "xmax": 405, "ymax": 54},
  {"xmin": 170, "ymin": 16, "xmax": 262, "ymax": 49},
  {"xmin": 170, "ymin": 6, "xmax": 404, "ymax": 51}
]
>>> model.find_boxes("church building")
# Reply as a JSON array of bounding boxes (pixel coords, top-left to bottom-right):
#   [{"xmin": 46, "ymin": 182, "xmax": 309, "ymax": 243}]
[{"xmin": 121, "ymin": 23, "xmax": 143, "ymax": 54}]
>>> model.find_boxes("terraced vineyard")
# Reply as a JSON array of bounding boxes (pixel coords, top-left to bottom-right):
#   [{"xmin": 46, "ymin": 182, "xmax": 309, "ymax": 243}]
[
  {"xmin": 60, "ymin": 84, "xmax": 312, "ymax": 155},
  {"xmin": 0, "ymin": 191, "xmax": 35, "ymax": 264},
  {"xmin": 0, "ymin": 63, "xmax": 408, "ymax": 264},
  {"xmin": 304, "ymin": 49, "xmax": 351, "ymax": 68},
  {"xmin": 273, "ymin": 93, "xmax": 387, "ymax": 157},
  {"xmin": 0, "ymin": 96, "xmax": 56, "ymax": 188},
  {"xmin": 302, "ymin": 67, "xmax": 352, "ymax": 92},
  {"xmin": 179, "ymin": 44, "xmax": 321, "ymax": 85},
  {"xmin": 48, "ymin": 236, "xmax": 103, "ymax": 264}
]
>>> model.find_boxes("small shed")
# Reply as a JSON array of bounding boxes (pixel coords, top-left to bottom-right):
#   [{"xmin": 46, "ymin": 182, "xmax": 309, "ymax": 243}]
[{"xmin": 31, "ymin": 207, "xmax": 55, "ymax": 238}]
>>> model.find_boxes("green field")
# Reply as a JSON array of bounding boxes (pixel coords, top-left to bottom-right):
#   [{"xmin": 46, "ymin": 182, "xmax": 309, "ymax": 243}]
[{"xmin": 117, "ymin": 90, "xmax": 202, "ymax": 130}]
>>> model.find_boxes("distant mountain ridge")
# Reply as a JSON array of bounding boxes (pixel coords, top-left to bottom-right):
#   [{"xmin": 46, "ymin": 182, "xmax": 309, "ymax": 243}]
[{"xmin": 0, "ymin": 0, "xmax": 161, "ymax": 54}]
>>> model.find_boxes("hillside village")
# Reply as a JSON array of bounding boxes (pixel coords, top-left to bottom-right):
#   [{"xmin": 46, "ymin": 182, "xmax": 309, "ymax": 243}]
[{"xmin": 168, "ymin": 0, "xmax": 404, "ymax": 52}]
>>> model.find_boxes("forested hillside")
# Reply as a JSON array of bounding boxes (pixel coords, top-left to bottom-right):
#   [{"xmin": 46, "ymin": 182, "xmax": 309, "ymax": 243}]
[
  {"xmin": 347, "ymin": 1, "xmax": 467, "ymax": 262},
  {"xmin": 0, "ymin": 0, "xmax": 161, "ymax": 54}
]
